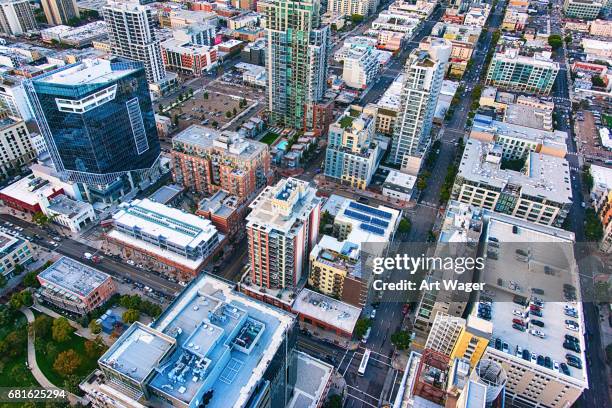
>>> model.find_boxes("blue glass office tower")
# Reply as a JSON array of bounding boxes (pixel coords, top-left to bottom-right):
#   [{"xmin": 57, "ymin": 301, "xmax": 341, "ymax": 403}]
[{"xmin": 26, "ymin": 58, "xmax": 162, "ymax": 203}]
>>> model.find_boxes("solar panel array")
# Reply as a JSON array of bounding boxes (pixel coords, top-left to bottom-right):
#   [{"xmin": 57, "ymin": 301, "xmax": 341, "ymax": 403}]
[
  {"xmin": 343, "ymin": 202, "xmax": 394, "ymax": 236},
  {"xmin": 349, "ymin": 201, "xmax": 392, "ymax": 219}
]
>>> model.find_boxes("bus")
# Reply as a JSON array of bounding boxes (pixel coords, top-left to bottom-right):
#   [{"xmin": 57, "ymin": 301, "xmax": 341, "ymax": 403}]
[{"xmin": 357, "ymin": 349, "xmax": 371, "ymax": 376}]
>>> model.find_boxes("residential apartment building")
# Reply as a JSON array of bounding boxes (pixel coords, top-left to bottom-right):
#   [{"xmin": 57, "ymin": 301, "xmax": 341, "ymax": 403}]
[
  {"xmin": 341, "ymin": 44, "xmax": 388, "ymax": 89},
  {"xmin": 327, "ymin": 0, "xmax": 379, "ymax": 17},
  {"xmin": 0, "ymin": 0, "xmax": 37, "ymax": 36},
  {"xmin": 463, "ymin": 4, "xmax": 491, "ymax": 26},
  {"xmin": 161, "ymin": 39, "xmax": 217, "ymax": 76},
  {"xmin": 324, "ymin": 109, "xmax": 380, "ymax": 190},
  {"xmin": 26, "ymin": 58, "xmax": 163, "ymax": 203},
  {"xmin": 41, "ymin": 0, "xmax": 79, "ymax": 26},
  {"xmin": 37, "ymin": 257, "xmax": 117, "ymax": 315},
  {"xmin": 485, "ymin": 49, "xmax": 560, "ymax": 95},
  {"xmin": 0, "ymin": 113, "xmax": 35, "ymax": 177},
  {"xmin": 246, "ymin": 178, "xmax": 321, "ymax": 289},
  {"xmin": 589, "ymin": 165, "xmax": 612, "ymax": 253},
  {"xmin": 425, "ymin": 314, "xmax": 492, "ymax": 368},
  {"xmin": 0, "ymin": 75, "xmax": 33, "ymax": 121},
  {"xmin": 451, "ymin": 139, "xmax": 572, "ymax": 227},
  {"xmin": 107, "ymin": 198, "xmax": 221, "ymax": 279},
  {"xmin": 563, "ymin": 0, "xmax": 603, "ymax": 19},
  {"xmin": 0, "ymin": 230, "xmax": 32, "ymax": 279},
  {"xmin": 502, "ymin": 8, "xmax": 528, "ymax": 31},
  {"xmin": 102, "ymin": 1, "xmax": 166, "ymax": 84},
  {"xmin": 263, "ymin": 0, "xmax": 330, "ymax": 130},
  {"xmin": 82, "ymin": 274, "xmax": 297, "ymax": 408},
  {"xmin": 172, "ymin": 125, "xmax": 271, "ymax": 200},
  {"xmin": 589, "ymin": 19, "xmax": 612, "ymax": 37},
  {"xmin": 389, "ymin": 38, "xmax": 451, "ymax": 175}
]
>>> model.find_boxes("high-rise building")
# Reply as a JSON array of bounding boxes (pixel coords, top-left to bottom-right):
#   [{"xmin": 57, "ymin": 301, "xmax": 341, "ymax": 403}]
[
  {"xmin": 485, "ymin": 49, "xmax": 560, "ymax": 95},
  {"xmin": 589, "ymin": 165, "xmax": 612, "ymax": 253},
  {"xmin": 41, "ymin": 0, "xmax": 79, "ymax": 26},
  {"xmin": 246, "ymin": 178, "xmax": 321, "ymax": 289},
  {"xmin": 263, "ymin": 0, "xmax": 330, "ymax": 130},
  {"xmin": 102, "ymin": 1, "xmax": 166, "ymax": 84},
  {"xmin": 0, "ymin": 0, "xmax": 37, "ymax": 36},
  {"xmin": 171, "ymin": 125, "xmax": 271, "ymax": 200},
  {"xmin": 389, "ymin": 38, "xmax": 451, "ymax": 175},
  {"xmin": 324, "ymin": 108, "xmax": 381, "ymax": 190},
  {"xmin": 26, "ymin": 58, "xmax": 162, "ymax": 203},
  {"xmin": 0, "ymin": 75, "xmax": 34, "ymax": 121}
]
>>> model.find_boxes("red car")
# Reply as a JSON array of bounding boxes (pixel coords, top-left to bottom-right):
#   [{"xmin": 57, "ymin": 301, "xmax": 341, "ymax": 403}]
[{"xmin": 512, "ymin": 318, "xmax": 525, "ymax": 326}]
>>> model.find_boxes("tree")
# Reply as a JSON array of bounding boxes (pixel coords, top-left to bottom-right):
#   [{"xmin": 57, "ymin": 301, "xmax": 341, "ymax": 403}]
[
  {"xmin": 354, "ymin": 318, "xmax": 371, "ymax": 338},
  {"xmin": 13, "ymin": 263, "xmax": 24, "ymax": 275},
  {"xmin": 594, "ymin": 282, "xmax": 610, "ymax": 303},
  {"xmin": 324, "ymin": 394, "xmax": 343, "ymax": 408},
  {"xmin": 0, "ymin": 330, "xmax": 26, "ymax": 358},
  {"xmin": 53, "ymin": 349, "xmax": 81, "ymax": 376},
  {"xmin": 84, "ymin": 337, "xmax": 106, "ymax": 358},
  {"xmin": 119, "ymin": 294, "xmax": 142, "ymax": 310},
  {"xmin": 9, "ymin": 292, "xmax": 23, "ymax": 309},
  {"xmin": 398, "ymin": 218, "xmax": 412, "ymax": 234},
  {"xmin": 416, "ymin": 176, "xmax": 427, "ymax": 191},
  {"xmin": 232, "ymin": 107, "xmax": 237, "ymax": 116},
  {"xmin": 212, "ymin": 120, "xmax": 218, "ymax": 128},
  {"xmin": 592, "ymin": 75, "xmax": 606, "ymax": 88},
  {"xmin": 32, "ymin": 212, "xmax": 50, "ymax": 226},
  {"xmin": 23, "ymin": 271, "xmax": 40, "ymax": 288},
  {"xmin": 225, "ymin": 111, "xmax": 232, "ymax": 118},
  {"xmin": 52, "ymin": 317, "xmax": 74, "ymax": 343},
  {"xmin": 122, "ymin": 308, "xmax": 140, "ymax": 324},
  {"xmin": 0, "ymin": 274, "xmax": 6, "ymax": 289},
  {"xmin": 391, "ymin": 330, "xmax": 411, "ymax": 350},
  {"xmin": 548, "ymin": 34, "xmax": 563, "ymax": 49},
  {"xmin": 173, "ymin": 114, "xmax": 180, "ymax": 127},
  {"xmin": 350, "ymin": 14, "xmax": 364, "ymax": 23},
  {"xmin": 584, "ymin": 208, "xmax": 604, "ymax": 242},
  {"xmin": 203, "ymin": 92, "xmax": 209, "ymax": 99},
  {"xmin": 20, "ymin": 290, "xmax": 32, "ymax": 306},
  {"xmin": 583, "ymin": 171, "xmax": 594, "ymax": 191},
  {"xmin": 564, "ymin": 34, "xmax": 572, "ymax": 45},
  {"xmin": 33, "ymin": 315, "xmax": 53, "ymax": 338},
  {"xmin": 88, "ymin": 319, "xmax": 102, "ymax": 334}
]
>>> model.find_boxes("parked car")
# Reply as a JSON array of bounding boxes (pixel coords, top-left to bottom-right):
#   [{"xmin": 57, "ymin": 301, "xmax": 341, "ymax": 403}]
[{"xmin": 530, "ymin": 319, "xmax": 544, "ymax": 327}]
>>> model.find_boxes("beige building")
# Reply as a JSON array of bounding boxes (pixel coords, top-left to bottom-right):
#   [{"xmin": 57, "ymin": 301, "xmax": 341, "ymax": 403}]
[
  {"xmin": 0, "ymin": 231, "xmax": 33, "ymax": 279},
  {"xmin": 0, "ymin": 112, "xmax": 35, "ymax": 177},
  {"xmin": 589, "ymin": 19, "xmax": 612, "ymax": 37},
  {"xmin": 41, "ymin": 0, "xmax": 79, "ymax": 26}
]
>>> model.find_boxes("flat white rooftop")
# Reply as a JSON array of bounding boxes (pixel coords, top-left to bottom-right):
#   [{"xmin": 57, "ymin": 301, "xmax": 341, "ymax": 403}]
[
  {"xmin": 292, "ymin": 288, "xmax": 360, "ymax": 334},
  {"xmin": 34, "ymin": 58, "xmax": 135, "ymax": 86}
]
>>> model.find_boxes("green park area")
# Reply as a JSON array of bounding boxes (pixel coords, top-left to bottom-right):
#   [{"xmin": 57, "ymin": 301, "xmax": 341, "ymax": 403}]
[
  {"xmin": 260, "ymin": 132, "xmax": 280, "ymax": 145},
  {"xmin": 0, "ymin": 306, "xmax": 37, "ymax": 387}
]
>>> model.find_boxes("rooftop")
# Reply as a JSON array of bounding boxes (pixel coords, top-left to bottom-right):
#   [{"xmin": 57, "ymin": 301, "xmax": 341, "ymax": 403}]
[
  {"xmin": 292, "ymin": 289, "xmax": 360, "ymax": 334},
  {"xmin": 458, "ymin": 139, "xmax": 572, "ymax": 204},
  {"xmin": 47, "ymin": 195, "xmax": 92, "ymax": 219},
  {"xmin": 246, "ymin": 178, "xmax": 321, "ymax": 236},
  {"xmin": 38, "ymin": 256, "xmax": 111, "ymax": 298},
  {"xmin": 0, "ymin": 231, "xmax": 26, "ymax": 258},
  {"xmin": 383, "ymin": 169, "xmax": 417, "ymax": 195},
  {"xmin": 310, "ymin": 235, "xmax": 361, "ymax": 277},
  {"xmin": 493, "ymin": 49, "xmax": 560, "ymax": 69},
  {"xmin": 287, "ymin": 352, "xmax": 334, "ymax": 408},
  {"xmin": 321, "ymin": 194, "xmax": 349, "ymax": 217},
  {"xmin": 478, "ymin": 212, "xmax": 586, "ymax": 382},
  {"xmin": 173, "ymin": 125, "xmax": 267, "ymax": 160},
  {"xmin": 334, "ymin": 199, "xmax": 400, "ymax": 245},
  {"xmin": 33, "ymin": 58, "xmax": 139, "ymax": 86},
  {"xmin": 439, "ymin": 201, "xmax": 484, "ymax": 243},
  {"xmin": 148, "ymin": 184, "xmax": 184, "ymax": 205},
  {"xmin": 0, "ymin": 174, "xmax": 62, "ymax": 206},
  {"xmin": 590, "ymin": 164, "xmax": 612, "ymax": 189},
  {"xmin": 142, "ymin": 274, "xmax": 294, "ymax": 407},
  {"xmin": 504, "ymin": 104, "xmax": 553, "ymax": 131},
  {"xmin": 472, "ymin": 116, "xmax": 567, "ymax": 152},
  {"xmin": 377, "ymin": 74, "xmax": 404, "ymax": 111},
  {"xmin": 198, "ymin": 190, "xmax": 240, "ymax": 218}
]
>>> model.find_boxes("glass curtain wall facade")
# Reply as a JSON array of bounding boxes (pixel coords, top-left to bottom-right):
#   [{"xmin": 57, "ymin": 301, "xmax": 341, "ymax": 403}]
[{"xmin": 26, "ymin": 59, "xmax": 161, "ymax": 203}]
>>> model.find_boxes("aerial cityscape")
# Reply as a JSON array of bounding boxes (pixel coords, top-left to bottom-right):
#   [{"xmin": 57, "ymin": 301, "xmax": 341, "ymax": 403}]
[{"xmin": 0, "ymin": 0, "xmax": 609, "ymax": 406}]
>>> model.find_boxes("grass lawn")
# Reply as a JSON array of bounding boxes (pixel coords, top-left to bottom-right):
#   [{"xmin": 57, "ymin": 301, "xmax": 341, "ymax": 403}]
[
  {"xmin": 0, "ymin": 312, "xmax": 38, "ymax": 387},
  {"xmin": 603, "ymin": 113, "xmax": 612, "ymax": 128},
  {"xmin": 35, "ymin": 330, "xmax": 98, "ymax": 390},
  {"xmin": 260, "ymin": 132, "xmax": 280, "ymax": 145}
]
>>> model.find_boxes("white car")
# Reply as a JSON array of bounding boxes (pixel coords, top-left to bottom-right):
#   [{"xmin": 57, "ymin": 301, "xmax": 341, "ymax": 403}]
[
  {"xmin": 529, "ymin": 329, "xmax": 546, "ymax": 339},
  {"xmin": 566, "ymin": 324, "xmax": 579, "ymax": 332},
  {"xmin": 370, "ymin": 309, "xmax": 377, "ymax": 319},
  {"xmin": 513, "ymin": 309, "xmax": 525, "ymax": 317}
]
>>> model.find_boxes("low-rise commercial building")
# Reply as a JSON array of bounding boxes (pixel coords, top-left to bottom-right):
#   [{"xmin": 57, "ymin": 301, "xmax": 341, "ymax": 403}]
[
  {"xmin": 452, "ymin": 139, "xmax": 572, "ymax": 227},
  {"xmin": 582, "ymin": 38, "xmax": 612, "ymax": 62},
  {"xmin": 292, "ymin": 288, "xmax": 360, "ymax": 346},
  {"xmin": 161, "ymin": 39, "xmax": 217, "ymax": 76},
  {"xmin": 588, "ymin": 19, "xmax": 612, "ymax": 37},
  {"xmin": 37, "ymin": 257, "xmax": 116, "ymax": 315},
  {"xmin": 0, "ymin": 174, "xmax": 64, "ymax": 214},
  {"xmin": 0, "ymin": 231, "xmax": 33, "ymax": 279},
  {"xmin": 464, "ymin": 4, "xmax": 491, "ymax": 26},
  {"xmin": 42, "ymin": 194, "xmax": 96, "ymax": 233},
  {"xmin": 196, "ymin": 190, "xmax": 246, "ymax": 237},
  {"xmin": 485, "ymin": 49, "xmax": 559, "ymax": 95},
  {"xmin": 382, "ymin": 169, "xmax": 416, "ymax": 201},
  {"xmin": 107, "ymin": 198, "xmax": 222, "ymax": 279},
  {"xmin": 40, "ymin": 21, "xmax": 108, "ymax": 47},
  {"xmin": 85, "ymin": 273, "xmax": 297, "ymax": 408},
  {"xmin": 372, "ymin": 11, "xmax": 422, "ymax": 36}
]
